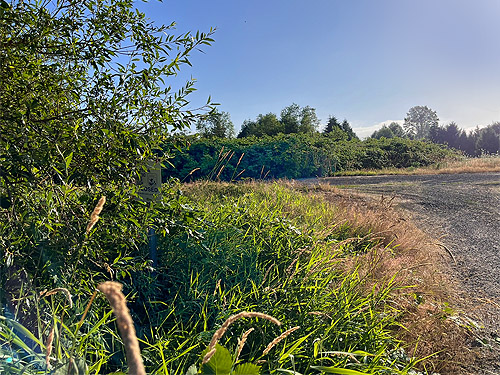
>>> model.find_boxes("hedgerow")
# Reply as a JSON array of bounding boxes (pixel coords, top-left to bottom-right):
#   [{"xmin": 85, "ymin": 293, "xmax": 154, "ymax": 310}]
[{"xmin": 164, "ymin": 134, "xmax": 459, "ymax": 181}]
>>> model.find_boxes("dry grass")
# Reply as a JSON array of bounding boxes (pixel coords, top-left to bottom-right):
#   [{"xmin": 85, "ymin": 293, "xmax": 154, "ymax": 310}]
[
  {"xmin": 288, "ymin": 181, "xmax": 474, "ymax": 374},
  {"xmin": 335, "ymin": 155, "xmax": 500, "ymax": 176}
]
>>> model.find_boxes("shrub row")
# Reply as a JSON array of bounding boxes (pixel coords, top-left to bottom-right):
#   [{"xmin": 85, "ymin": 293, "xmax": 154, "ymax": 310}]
[{"xmin": 164, "ymin": 134, "xmax": 459, "ymax": 181}]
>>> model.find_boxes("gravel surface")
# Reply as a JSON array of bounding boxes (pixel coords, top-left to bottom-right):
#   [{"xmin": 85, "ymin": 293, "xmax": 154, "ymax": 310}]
[{"xmin": 307, "ymin": 172, "xmax": 500, "ymax": 374}]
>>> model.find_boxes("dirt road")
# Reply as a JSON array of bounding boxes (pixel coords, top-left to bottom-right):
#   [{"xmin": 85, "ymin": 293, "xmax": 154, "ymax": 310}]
[{"xmin": 308, "ymin": 172, "xmax": 500, "ymax": 374}]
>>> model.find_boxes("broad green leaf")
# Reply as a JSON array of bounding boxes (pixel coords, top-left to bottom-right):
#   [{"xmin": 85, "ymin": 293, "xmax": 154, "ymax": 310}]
[
  {"xmin": 201, "ymin": 344, "xmax": 233, "ymax": 375},
  {"xmin": 233, "ymin": 363, "xmax": 261, "ymax": 375}
]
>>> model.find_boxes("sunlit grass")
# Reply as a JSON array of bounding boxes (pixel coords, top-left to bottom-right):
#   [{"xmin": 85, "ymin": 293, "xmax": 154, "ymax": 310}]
[
  {"xmin": 1, "ymin": 181, "xmax": 473, "ymax": 374},
  {"xmin": 330, "ymin": 155, "xmax": 500, "ymax": 176}
]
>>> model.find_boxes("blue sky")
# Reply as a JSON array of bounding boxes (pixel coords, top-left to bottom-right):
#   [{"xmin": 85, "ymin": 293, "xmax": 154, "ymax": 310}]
[{"xmin": 138, "ymin": 0, "xmax": 500, "ymax": 138}]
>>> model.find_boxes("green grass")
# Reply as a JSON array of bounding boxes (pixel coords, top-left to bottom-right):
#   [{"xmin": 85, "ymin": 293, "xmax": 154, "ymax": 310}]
[{"xmin": 1, "ymin": 181, "xmax": 462, "ymax": 374}]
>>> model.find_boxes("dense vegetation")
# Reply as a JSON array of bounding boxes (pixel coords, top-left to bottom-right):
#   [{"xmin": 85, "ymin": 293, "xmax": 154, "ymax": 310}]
[
  {"xmin": 0, "ymin": 1, "xmax": 471, "ymax": 374},
  {"xmin": 164, "ymin": 134, "xmax": 459, "ymax": 181},
  {"xmin": 2, "ymin": 180, "xmax": 463, "ymax": 374},
  {"xmin": 370, "ymin": 107, "xmax": 500, "ymax": 156}
]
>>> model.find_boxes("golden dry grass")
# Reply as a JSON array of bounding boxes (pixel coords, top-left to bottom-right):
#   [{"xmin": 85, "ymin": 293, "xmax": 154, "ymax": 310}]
[
  {"xmin": 336, "ymin": 155, "xmax": 500, "ymax": 176},
  {"xmin": 98, "ymin": 282, "xmax": 146, "ymax": 375},
  {"xmin": 289, "ymin": 181, "xmax": 474, "ymax": 374}
]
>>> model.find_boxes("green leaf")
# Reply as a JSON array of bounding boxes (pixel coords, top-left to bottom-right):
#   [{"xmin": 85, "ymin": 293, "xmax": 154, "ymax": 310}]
[
  {"xmin": 65, "ymin": 152, "xmax": 74, "ymax": 171},
  {"xmin": 201, "ymin": 344, "xmax": 233, "ymax": 375},
  {"xmin": 53, "ymin": 357, "xmax": 88, "ymax": 375},
  {"xmin": 233, "ymin": 363, "xmax": 261, "ymax": 375},
  {"xmin": 0, "ymin": 317, "xmax": 44, "ymax": 349},
  {"xmin": 310, "ymin": 366, "xmax": 367, "ymax": 375},
  {"xmin": 276, "ymin": 369, "xmax": 303, "ymax": 375}
]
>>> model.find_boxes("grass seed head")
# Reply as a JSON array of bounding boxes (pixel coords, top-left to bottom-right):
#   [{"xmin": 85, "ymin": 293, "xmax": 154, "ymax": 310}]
[
  {"xmin": 86, "ymin": 196, "xmax": 106, "ymax": 234},
  {"xmin": 262, "ymin": 326, "xmax": 300, "ymax": 356},
  {"xmin": 203, "ymin": 312, "xmax": 281, "ymax": 364},
  {"xmin": 42, "ymin": 287, "xmax": 73, "ymax": 308},
  {"xmin": 97, "ymin": 281, "xmax": 145, "ymax": 375}
]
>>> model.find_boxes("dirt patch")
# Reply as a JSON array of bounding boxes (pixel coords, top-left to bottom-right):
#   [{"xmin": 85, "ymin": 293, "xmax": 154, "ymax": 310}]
[{"xmin": 302, "ymin": 172, "xmax": 500, "ymax": 375}]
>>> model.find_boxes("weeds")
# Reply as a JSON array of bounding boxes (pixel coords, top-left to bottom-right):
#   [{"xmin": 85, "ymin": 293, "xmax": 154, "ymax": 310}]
[
  {"xmin": 331, "ymin": 154, "xmax": 500, "ymax": 176},
  {"xmin": 1, "ymin": 181, "xmax": 473, "ymax": 374}
]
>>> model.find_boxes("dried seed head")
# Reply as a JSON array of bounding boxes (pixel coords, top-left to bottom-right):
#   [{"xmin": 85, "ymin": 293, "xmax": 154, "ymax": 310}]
[
  {"xmin": 201, "ymin": 348, "xmax": 217, "ymax": 365},
  {"xmin": 235, "ymin": 328, "xmax": 254, "ymax": 363},
  {"xmin": 262, "ymin": 326, "xmax": 300, "ymax": 356},
  {"xmin": 203, "ymin": 312, "xmax": 281, "ymax": 364},
  {"xmin": 97, "ymin": 282, "xmax": 145, "ymax": 375},
  {"xmin": 86, "ymin": 196, "xmax": 106, "ymax": 234},
  {"xmin": 43, "ymin": 288, "xmax": 73, "ymax": 308},
  {"xmin": 45, "ymin": 324, "xmax": 55, "ymax": 368}
]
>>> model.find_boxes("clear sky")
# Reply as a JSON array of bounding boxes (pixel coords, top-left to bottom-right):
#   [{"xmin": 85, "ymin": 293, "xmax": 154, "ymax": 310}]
[{"xmin": 138, "ymin": 0, "xmax": 500, "ymax": 138}]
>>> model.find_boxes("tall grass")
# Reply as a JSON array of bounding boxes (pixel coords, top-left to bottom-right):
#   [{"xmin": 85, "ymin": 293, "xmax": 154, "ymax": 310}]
[
  {"xmin": 1, "ymin": 181, "xmax": 472, "ymax": 374},
  {"xmin": 331, "ymin": 154, "xmax": 500, "ymax": 176}
]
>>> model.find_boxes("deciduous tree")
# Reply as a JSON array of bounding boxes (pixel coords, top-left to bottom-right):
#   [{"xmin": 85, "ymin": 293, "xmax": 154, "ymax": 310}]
[
  {"xmin": 403, "ymin": 106, "xmax": 439, "ymax": 140},
  {"xmin": 280, "ymin": 103, "xmax": 319, "ymax": 134},
  {"xmin": 237, "ymin": 113, "xmax": 283, "ymax": 138},
  {"xmin": 0, "ymin": 0, "xmax": 215, "ymax": 195},
  {"xmin": 196, "ymin": 110, "xmax": 235, "ymax": 138}
]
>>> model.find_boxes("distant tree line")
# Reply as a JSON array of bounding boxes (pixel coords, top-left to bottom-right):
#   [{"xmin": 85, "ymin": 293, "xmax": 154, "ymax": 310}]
[
  {"xmin": 370, "ymin": 106, "xmax": 500, "ymax": 156},
  {"xmin": 195, "ymin": 103, "xmax": 358, "ymax": 141}
]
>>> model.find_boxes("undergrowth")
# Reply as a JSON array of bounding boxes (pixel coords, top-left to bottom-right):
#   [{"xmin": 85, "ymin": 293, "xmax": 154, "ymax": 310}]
[{"xmin": 0, "ymin": 181, "xmax": 472, "ymax": 374}]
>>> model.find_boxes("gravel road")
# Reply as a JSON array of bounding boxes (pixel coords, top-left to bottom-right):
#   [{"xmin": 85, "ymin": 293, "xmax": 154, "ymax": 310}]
[{"xmin": 307, "ymin": 172, "xmax": 500, "ymax": 374}]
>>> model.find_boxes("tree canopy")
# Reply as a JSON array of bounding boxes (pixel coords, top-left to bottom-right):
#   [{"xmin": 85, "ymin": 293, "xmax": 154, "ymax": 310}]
[
  {"xmin": 237, "ymin": 113, "xmax": 283, "ymax": 138},
  {"xmin": 280, "ymin": 103, "xmax": 320, "ymax": 134},
  {"xmin": 340, "ymin": 119, "xmax": 358, "ymax": 140},
  {"xmin": 0, "ymin": 0, "xmax": 215, "ymax": 294},
  {"xmin": 427, "ymin": 121, "xmax": 500, "ymax": 156},
  {"xmin": 371, "ymin": 122, "xmax": 405, "ymax": 139},
  {"xmin": 403, "ymin": 106, "xmax": 439, "ymax": 140},
  {"xmin": 237, "ymin": 103, "xmax": 321, "ymax": 138},
  {"xmin": 196, "ymin": 110, "xmax": 235, "ymax": 138},
  {"xmin": 0, "ymin": 0, "xmax": 214, "ymax": 196}
]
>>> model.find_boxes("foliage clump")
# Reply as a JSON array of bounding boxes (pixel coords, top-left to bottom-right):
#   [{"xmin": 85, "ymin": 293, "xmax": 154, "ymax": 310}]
[{"xmin": 165, "ymin": 134, "xmax": 458, "ymax": 181}]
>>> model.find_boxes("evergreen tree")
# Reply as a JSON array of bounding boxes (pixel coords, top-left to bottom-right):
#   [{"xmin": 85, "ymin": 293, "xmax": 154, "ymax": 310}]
[
  {"xmin": 477, "ymin": 126, "xmax": 500, "ymax": 154},
  {"xmin": 341, "ymin": 119, "xmax": 358, "ymax": 140},
  {"xmin": 323, "ymin": 115, "xmax": 341, "ymax": 134}
]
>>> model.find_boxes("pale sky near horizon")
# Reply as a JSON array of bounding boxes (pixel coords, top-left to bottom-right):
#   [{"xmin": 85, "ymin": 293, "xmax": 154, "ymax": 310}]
[{"xmin": 138, "ymin": 0, "xmax": 500, "ymax": 138}]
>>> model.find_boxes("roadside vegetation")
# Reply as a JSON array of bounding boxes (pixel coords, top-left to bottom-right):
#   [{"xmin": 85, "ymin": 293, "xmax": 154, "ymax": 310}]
[
  {"xmin": 328, "ymin": 154, "xmax": 500, "ymax": 176},
  {"xmin": 164, "ymin": 135, "xmax": 460, "ymax": 181},
  {"xmin": 1, "ymin": 180, "xmax": 474, "ymax": 374},
  {"xmin": 0, "ymin": 1, "xmax": 489, "ymax": 374}
]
